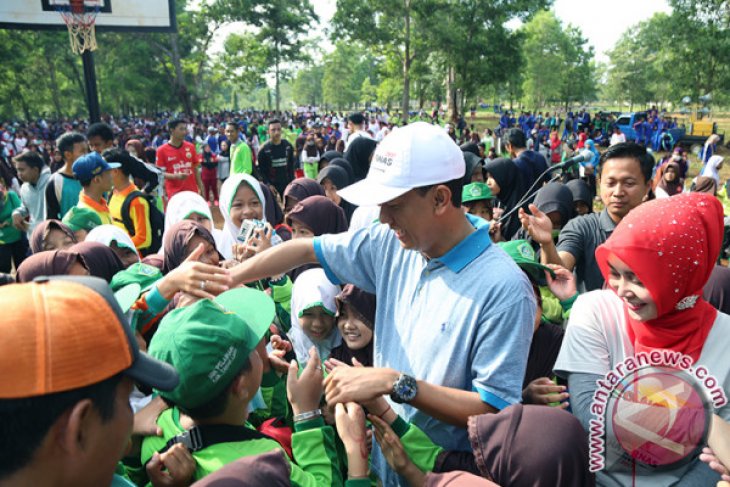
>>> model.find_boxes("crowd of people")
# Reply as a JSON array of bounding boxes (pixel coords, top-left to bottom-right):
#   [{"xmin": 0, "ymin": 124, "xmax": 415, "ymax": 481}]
[{"xmin": 1, "ymin": 107, "xmax": 730, "ymax": 487}]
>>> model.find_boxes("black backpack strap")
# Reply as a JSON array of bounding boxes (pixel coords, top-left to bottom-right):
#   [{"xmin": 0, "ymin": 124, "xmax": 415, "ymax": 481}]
[
  {"xmin": 158, "ymin": 424, "xmax": 273, "ymax": 455},
  {"xmin": 120, "ymin": 190, "xmax": 145, "ymax": 236}
]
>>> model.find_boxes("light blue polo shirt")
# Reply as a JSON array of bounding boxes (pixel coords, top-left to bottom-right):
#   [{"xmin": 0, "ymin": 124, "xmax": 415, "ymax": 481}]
[{"xmin": 314, "ymin": 214, "xmax": 535, "ymax": 484}]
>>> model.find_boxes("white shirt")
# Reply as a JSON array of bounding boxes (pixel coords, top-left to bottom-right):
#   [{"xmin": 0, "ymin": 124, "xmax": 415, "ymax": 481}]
[
  {"xmin": 610, "ymin": 133, "xmax": 626, "ymax": 146},
  {"xmin": 555, "ymin": 290, "xmax": 730, "ymax": 486},
  {"xmin": 376, "ymin": 126, "xmax": 390, "ymax": 142},
  {"xmin": 344, "ymin": 129, "xmax": 373, "ymax": 150}
]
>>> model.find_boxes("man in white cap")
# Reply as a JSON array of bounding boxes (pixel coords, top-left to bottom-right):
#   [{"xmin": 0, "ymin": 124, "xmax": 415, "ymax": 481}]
[{"xmin": 230, "ymin": 122, "xmax": 535, "ymax": 485}]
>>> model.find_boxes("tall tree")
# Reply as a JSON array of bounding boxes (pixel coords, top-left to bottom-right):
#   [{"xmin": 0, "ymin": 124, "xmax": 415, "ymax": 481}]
[
  {"xmin": 333, "ymin": 0, "xmax": 432, "ymax": 116},
  {"xmin": 667, "ymin": 0, "xmax": 730, "ymax": 104},
  {"xmin": 520, "ymin": 10, "xmax": 594, "ymax": 109},
  {"xmin": 215, "ymin": 0, "xmax": 318, "ymax": 112},
  {"xmin": 605, "ymin": 15, "xmax": 667, "ymax": 110},
  {"xmin": 320, "ymin": 42, "xmax": 375, "ymax": 109},
  {"xmin": 292, "ymin": 65, "xmax": 325, "ymax": 107},
  {"xmin": 521, "ymin": 11, "xmax": 564, "ymax": 108},
  {"xmin": 421, "ymin": 0, "xmax": 549, "ymax": 121}
]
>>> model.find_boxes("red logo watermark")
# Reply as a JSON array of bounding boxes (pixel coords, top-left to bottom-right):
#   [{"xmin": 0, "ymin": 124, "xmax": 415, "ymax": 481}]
[{"xmin": 589, "ymin": 351, "xmax": 726, "ymax": 473}]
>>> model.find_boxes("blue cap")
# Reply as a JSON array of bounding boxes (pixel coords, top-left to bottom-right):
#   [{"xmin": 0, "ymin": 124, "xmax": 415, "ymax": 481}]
[{"xmin": 72, "ymin": 152, "xmax": 120, "ymax": 182}]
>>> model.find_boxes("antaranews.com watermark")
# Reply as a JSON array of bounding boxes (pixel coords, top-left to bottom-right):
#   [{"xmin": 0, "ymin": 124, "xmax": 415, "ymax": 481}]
[{"xmin": 588, "ymin": 350, "xmax": 727, "ymax": 473}]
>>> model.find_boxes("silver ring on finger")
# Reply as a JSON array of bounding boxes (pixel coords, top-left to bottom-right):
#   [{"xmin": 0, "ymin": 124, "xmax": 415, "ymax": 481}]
[{"xmin": 200, "ymin": 280, "xmax": 207, "ymax": 291}]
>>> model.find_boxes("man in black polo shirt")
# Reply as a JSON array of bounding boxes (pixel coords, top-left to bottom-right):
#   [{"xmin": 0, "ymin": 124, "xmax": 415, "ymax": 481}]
[
  {"xmin": 257, "ymin": 118, "xmax": 295, "ymax": 196},
  {"xmin": 519, "ymin": 143, "xmax": 653, "ymax": 292}
]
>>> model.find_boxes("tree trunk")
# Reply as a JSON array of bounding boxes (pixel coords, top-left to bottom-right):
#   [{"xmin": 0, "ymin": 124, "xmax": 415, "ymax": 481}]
[
  {"xmin": 46, "ymin": 56, "xmax": 63, "ymax": 118},
  {"xmin": 401, "ymin": 0, "xmax": 412, "ymax": 117},
  {"xmin": 447, "ymin": 65, "xmax": 458, "ymax": 123},
  {"xmin": 170, "ymin": 34, "xmax": 193, "ymax": 115},
  {"xmin": 275, "ymin": 47, "xmax": 281, "ymax": 112}
]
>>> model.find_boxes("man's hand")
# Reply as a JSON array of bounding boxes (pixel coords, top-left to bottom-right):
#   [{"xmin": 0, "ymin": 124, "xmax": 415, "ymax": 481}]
[
  {"xmin": 522, "ymin": 377, "xmax": 570, "ymax": 408},
  {"xmin": 544, "ymin": 263, "xmax": 577, "ymax": 302},
  {"xmin": 324, "ymin": 366, "xmax": 396, "ymax": 405},
  {"xmin": 146, "ymin": 443, "xmax": 196, "ymax": 487},
  {"xmin": 324, "ymin": 358, "xmax": 391, "ymax": 415},
  {"xmin": 335, "ymin": 403, "xmax": 369, "ymax": 478},
  {"xmin": 518, "ymin": 203, "xmax": 554, "ymax": 246},
  {"xmin": 287, "ymin": 347, "xmax": 323, "ymax": 416}
]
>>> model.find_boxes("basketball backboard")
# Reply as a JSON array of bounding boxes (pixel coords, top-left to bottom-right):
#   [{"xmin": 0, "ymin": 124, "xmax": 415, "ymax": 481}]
[{"xmin": 0, "ymin": 0, "xmax": 176, "ymax": 32}]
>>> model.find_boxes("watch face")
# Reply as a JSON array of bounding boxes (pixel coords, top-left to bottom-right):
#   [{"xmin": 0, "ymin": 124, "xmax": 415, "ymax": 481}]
[{"xmin": 394, "ymin": 375, "xmax": 418, "ymax": 402}]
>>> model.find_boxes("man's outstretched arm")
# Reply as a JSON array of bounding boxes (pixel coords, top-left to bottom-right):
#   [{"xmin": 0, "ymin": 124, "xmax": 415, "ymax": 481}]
[{"xmin": 229, "ymin": 237, "xmax": 318, "ymax": 285}]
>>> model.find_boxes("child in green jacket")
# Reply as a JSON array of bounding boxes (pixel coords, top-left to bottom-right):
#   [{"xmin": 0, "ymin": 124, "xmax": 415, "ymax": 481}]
[
  {"xmin": 141, "ymin": 288, "xmax": 346, "ymax": 486},
  {"xmin": 0, "ymin": 181, "xmax": 28, "ymax": 273}
]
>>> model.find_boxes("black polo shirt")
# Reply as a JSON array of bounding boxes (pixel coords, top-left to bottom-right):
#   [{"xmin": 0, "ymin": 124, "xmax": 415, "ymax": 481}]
[{"xmin": 557, "ymin": 209, "xmax": 617, "ymax": 292}]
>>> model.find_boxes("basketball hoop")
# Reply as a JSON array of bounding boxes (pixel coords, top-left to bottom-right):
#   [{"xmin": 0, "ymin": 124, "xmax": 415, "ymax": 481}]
[{"xmin": 55, "ymin": 0, "xmax": 101, "ymax": 54}]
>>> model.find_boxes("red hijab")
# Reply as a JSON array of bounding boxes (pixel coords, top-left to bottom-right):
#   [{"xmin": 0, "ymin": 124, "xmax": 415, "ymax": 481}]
[{"xmin": 595, "ymin": 193, "xmax": 723, "ymax": 362}]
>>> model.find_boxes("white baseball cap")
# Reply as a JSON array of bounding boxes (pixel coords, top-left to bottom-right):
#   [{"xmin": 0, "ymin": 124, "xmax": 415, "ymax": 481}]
[{"xmin": 338, "ymin": 122, "xmax": 465, "ymax": 207}]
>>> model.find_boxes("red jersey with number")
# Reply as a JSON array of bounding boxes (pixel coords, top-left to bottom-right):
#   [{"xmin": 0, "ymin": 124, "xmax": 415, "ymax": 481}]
[{"xmin": 156, "ymin": 141, "xmax": 200, "ymax": 198}]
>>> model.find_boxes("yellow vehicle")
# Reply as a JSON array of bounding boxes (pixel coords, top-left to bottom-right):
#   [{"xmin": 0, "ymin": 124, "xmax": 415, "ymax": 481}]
[{"xmin": 676, "ymin": 96, "xmax": 725, "ymax": 149}]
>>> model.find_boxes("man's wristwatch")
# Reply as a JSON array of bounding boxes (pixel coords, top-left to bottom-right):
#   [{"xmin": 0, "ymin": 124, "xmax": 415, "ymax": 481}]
[{"xmin": 390, "ymin": 373, "xmax": 418, "ymax": 404}]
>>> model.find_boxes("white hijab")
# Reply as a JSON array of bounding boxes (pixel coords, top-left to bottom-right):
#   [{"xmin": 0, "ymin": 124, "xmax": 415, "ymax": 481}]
[
  {"xmin": 85, "ymin": 225, "xmax": 140, "ymax": 260},
  {"xmin": 700, "ymin": 155, "xmax": 724, "ymax": 184},
  {"xmin": 289, "ymin": 268, "xmax": 341, "ymax": 363},
  {"xmin": 219, "ymin": 173, "xmax": 266, "ymax": 243},
  {"xmin": 160, "ymin": 191, "xmax": 231, "ymax": 258}
]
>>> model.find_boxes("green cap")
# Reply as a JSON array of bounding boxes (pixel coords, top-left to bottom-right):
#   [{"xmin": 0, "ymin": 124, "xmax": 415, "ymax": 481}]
[
  {"xmin": 462, "ymin": 182, "xmax": 493, "ymax": 203},
  {"xmin": 114, "ymin": 283, "xmax": 142, "ymax": 313},
  {"xmin": 497, "ymin": 239, "xmax": 555, "ymax": 281},
  {"xmin": 148, "ymin": 288, "xmax": 275, "ymax": 410},
  {"xmin": 110, "ymin": 262, "xmax": 163, "ymax": 293},
  {"xmin": 62, "ymin": 206, "xmax": 103, "ymax": 232}
]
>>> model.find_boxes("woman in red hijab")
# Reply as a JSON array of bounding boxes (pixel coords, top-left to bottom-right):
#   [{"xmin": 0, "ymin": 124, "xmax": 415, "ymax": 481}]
[{"xmin": 554, "ymin": 192, "xmax": 730, "ymax": 485}]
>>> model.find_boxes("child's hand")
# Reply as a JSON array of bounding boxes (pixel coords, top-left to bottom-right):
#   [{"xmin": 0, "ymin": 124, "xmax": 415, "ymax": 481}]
[
  {"xmin": 270, "ymin": 334, "xmax": 292, "ymax": 353},
  {"xmin": 488, "ymin": 220, "xmax": 502, "ymax": 242},
  {"xmin": 268, "ymin": 335, "xmax": 293, "ymax": 374},
  {"xmin": 232, "ymin": 243, "xmax": 254, "ymax": 262},
  {"xmin": 12, "ymin": 213, "xmax": 28, "ymax": 231},
  {"xmin": 286, "ymin": 346, "xmax": 323, "ymax": 416},
  {"xmin": 146, "ymin": 443, "xmax": 196, "ymax": 487},
  {"xmin": 324, "ymin": 357, "xmax": 350, "ymax": 374},
  {"xmin": 700, "ymin": 447, "xmax": 730, "ymax": 482},
  {"xmin": 369, "ymin": 413, "xmax": 422, "ymax": 481},
  {"xmin": 545, "ymin": 264, "xmax": 577, "ymax": 302},
  {"xmin": 335, "ymin": 402, "xmax": 369, "ymax": 478},
  {"xmin": 522, "ymin": 377, "xmax": 569, "ymax": 409},
  {"xmin": 247, "ymin": 224, "xmax": 274, "ymax": 255},
  {"xmin": 132, "ymin": 396, "xmax": 167, "ymax": 437},
  {"xmin": 163, "ymin": 243, "xmax": 231, "ymax": 299}
]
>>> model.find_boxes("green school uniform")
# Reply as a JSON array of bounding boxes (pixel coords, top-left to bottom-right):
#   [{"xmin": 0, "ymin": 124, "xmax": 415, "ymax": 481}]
[
  {"xmin": 0, "ymin": 191, "xmax": 22, "ymax": 245},
  {"xmin": 141, "ymin": 408, "xmax": 343, "ymax": 487}
]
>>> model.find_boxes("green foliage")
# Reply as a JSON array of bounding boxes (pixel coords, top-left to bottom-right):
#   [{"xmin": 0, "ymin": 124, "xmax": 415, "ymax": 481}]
[
  {"xmin": 213, "ymin": 0, "xmax": 318, "ymax": 111},
  {"xmin": 605, "ymin": 3, "xmax": 730, "ymax": 109},
  {"xmin": 521, "ymin": 10, "xmax": 595, "ymax": 108},
  {"xmin": 221, "ymin": 33, "xmax": 269, "ymax": 90},
  {"xmin": 292, "ymin": 65, "xmax": 324, "ymax": 107},
  {"xmin": 320, "ymin": 43, "xmax": 357, "ymax": 109}
]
